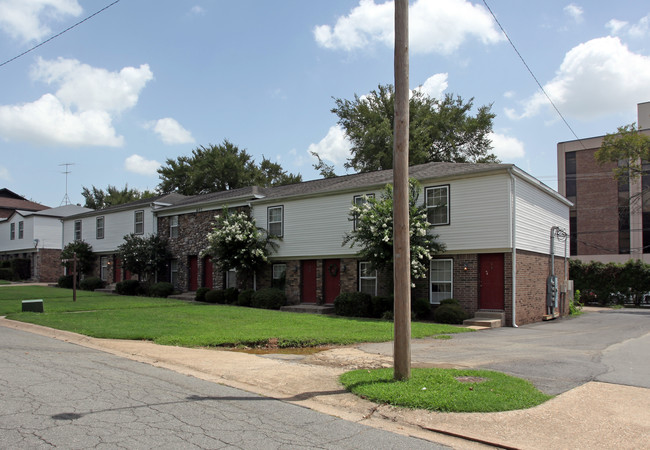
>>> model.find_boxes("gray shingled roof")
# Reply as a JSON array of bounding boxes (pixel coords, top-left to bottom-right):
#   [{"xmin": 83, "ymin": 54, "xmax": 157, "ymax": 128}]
[
  {"xmin": 64, "ymin": 192, "xmax": 188, "ymax": 219},
  {"xmin": 166, "ymin": 186, "xmax": 267, "ymax": 209}
]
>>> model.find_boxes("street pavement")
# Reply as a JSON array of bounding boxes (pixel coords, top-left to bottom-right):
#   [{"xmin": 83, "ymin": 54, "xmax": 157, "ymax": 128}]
[{"xmin": 0, "ymin": 325, "xmax": 449, "ymax": 449}]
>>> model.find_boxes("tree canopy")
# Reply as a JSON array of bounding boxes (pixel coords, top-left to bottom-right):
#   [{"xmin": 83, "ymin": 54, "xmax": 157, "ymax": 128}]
[
  {"xmin": 157, "ymin": 140, "xmax": 302, "ymax": 195},
  {"xmin": 117, "ymin": 234, "xmax": 171, "ymax": 282},
  {"xmin": 61, "ymin": 241, "xmax": 95, "ymax": 276},
  {"xmin": 82, "ymin": 184, "xmax": 155, "ymax": 210},
  {"xmin": 595, "ymin": 123, "xmax": 650, "ymax": 182},
  {"xmin": 330, "ymin": 85, "xmax": 498, "ymax": 173}
]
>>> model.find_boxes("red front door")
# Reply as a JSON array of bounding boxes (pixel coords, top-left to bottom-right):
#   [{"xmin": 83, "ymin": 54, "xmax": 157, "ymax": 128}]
[
  {"xmin": 114, "ymin": 257, "xmax": 122, "ymax": 283},
  {"xmin": 203, "ymin": 256, "xmax": 213, "ymax": 289},
  {"xmin": 479, "ymin": 253, "xmax": 505, "ymax": 310},
  {"xmin": 188, "ymin": 256, "xmax": 198, "ymax": 291},
  {"xmin": 301, "ymin": 260, "xmax": 317, "ymax": 303},
  {"xmin": 323, "ymin": 259, "xmax": 340, "ymax": 304}
]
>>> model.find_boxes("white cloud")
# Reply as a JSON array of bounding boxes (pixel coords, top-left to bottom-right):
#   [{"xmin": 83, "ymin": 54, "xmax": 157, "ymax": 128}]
[
  {"xmin": 189, "ymin": 5, "xmax": 205, "ymax": 16},
  {"xmin": 307, "ymin": 125, "xmax": 352, "ymax": 165},
  {"xmin": 125, "ymin": 154, "xmax": 160, "ymax": 176},
  {"xmin": 0, "ymin": 0, "xmax": 82, "ymax": 42},
  {"xmin": 0, "ymin": 58, "xmax": 153, "ymax": 147},
  {"xmin": 563, "ymin": 4, "xmax": 583, "ymax": 24},
  {"xmin": 314, "ymin": 0, "xmax": 502, "ymax": 55},
  {"xmin": 506, "ymin": 37, "xmax": 650, "ymax": 121},
  {"xmin": 607, "ymin": 15, "xmax": 650, "ymax": 39},
  {"xmin": 605, "ymin": 19, "xmax": 628, "ymax": 36},
  {"xmin": 413, "ymin": 73, "xmax": 448, "ymax": 100},
  {"xmin": 146, "ymin": 118, "xmax": 195, "ymax": 145},
  {"xmin": 0, "ymin": 166, "xmax": 11, "ymax": 181},
  {"xmin": 488, "ymin": 132, "xmax": 525, "ymax": 160}
]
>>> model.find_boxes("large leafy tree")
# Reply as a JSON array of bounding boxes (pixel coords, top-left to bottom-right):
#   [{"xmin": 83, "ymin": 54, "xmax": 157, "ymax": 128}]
[
  {"xmin": 331, "ymin": 85, "xmax": 498, "ymax": 173},
  {"xmin": 343, "ymin": 179, "xmax": 445, "ymax": 281},
  {"xmin": 157, "ymin": 140, "xmax": 302, "ymax": 195},
  {"xmin": 82, "ymin": 184, "xmax": 155, "ymax": 210},
  {"xmin": 61, "ymin": 241, "xmax": 95, "ymax": 276},
  {"xmin": 117, "ymin": 234, "xmax": 171, "ymax": 282},
  {"xmin": 595, "ymin": 123, "xmax": 650, "ymax": 182}
]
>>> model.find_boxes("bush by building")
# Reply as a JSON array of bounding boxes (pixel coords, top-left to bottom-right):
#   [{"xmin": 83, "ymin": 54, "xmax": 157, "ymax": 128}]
[
  {"xmin": 149, "ymin": 282, "xmax": 175, "ymax": 298},
  {"xmin": 432, "ymin": 298, "xmax": 469, "ymax": 324},
  {"xmin": 116, "ymin": 279, "xmax": 142, "ymax": 296},
  {"xmin": 205, "ymin": 289, "xmax": 225, "ymax": 304},
  {"xmin": 79, "ymin": 277, "xmax": 106, "ymax": 291},
  {"xmin": 334, "ymin": 292, "xmax": 372, "ymax": 317},
  {"xmin": 195, "ymin": 287, "xmax": 210, "ymax": 302},
  {"xmin": 251, "ymin": 288, "xmax": 286, "ymax": 310}
]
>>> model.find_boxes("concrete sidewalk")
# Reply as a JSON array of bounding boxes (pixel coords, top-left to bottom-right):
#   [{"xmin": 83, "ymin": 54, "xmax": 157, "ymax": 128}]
[{"xmin": 2, "ymin": 317, "xmax": 648, "ymax": 449}]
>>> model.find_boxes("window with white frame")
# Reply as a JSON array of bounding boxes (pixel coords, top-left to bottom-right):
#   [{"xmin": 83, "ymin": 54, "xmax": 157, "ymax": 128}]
[
  {"xmin": 96, "ymin": 216, "xmax": 105, "ymax": 239},
  {"xmin": 425, "ymin": 185, "xmax": 450, "ymax": 226},
  {"xmin": 225, "ymin": 269, "xmax": 237, "ymax": 289},
  {"xmin": 169, "ymin": 215, "xmax": 179, "ymax": 238},
  {"xmin": 134, "ymin": 210, "xmax": 144, "ymax": 234},
  {"xmin": 18, "ymin": 221, "xmax": 23, "ymax": 239},
  {"xmin": 359, "ymin": 261, "xmax": 377, "ymax": 296},
  {"xmin": 272, "ymin": 263, "xmax": 286, "ymax": 289},
  {"xmin": 267, "ymin": 206, "xmax": 283, "ymax": 237},
  {"xmin": 10, "ymin": 223, "xmax": 15, "ymax": 240},
  {"xmin": 100, "ymin": 256, "xmax": 109, "ymax": 281},
  {"xmin": 74, "ymin": 220, "xmax": 82, "ymax": 241},
  {"xmin": 430, "ymin": 259, "xmax": 453, "ymax": 304},
  {"xmin": 353, "ymin": 194, "xmax": 374, "ymax": 230},
  {"xmin": 170, "ymin": 260, "xmax": 178, "ymax": 285}
]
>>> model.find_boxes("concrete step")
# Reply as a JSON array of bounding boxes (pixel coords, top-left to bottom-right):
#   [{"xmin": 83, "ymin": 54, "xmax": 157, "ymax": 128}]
[
  {"xmin": 280, "ymin": 304, "xmax": 335, "ymax": 315},
  {"xmin": 463, "ymin": 311, "xmax": 505, "ymax": 328},
  {"xmin": 95, "ymin": 288, "xmax": 117, "ymax": 294}
]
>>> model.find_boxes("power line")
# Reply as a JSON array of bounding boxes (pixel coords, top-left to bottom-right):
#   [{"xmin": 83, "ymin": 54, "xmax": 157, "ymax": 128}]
[
  {"xmin": 0, "ymin": 0, "xmax": 121, "ymax": 69},
  {"xmin": 481, "ymin": 0, "xmax": 588, "ymax": 150}
]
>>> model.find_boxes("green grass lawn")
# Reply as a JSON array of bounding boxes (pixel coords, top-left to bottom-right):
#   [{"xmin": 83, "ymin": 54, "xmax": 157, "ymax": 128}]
[
  {"xmin": 0, "ymin": 286, "xmax": 471, "ymax": 347},
  {"xmin": 340, "ymin": 368, "xmax": 553, "ymax": 412}
]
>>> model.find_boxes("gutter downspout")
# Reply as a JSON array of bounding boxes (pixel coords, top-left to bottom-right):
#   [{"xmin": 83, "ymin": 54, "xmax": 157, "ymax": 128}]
[{"xmin": 509, "ymin": 168, "xmax": 518, "ymax": 327}]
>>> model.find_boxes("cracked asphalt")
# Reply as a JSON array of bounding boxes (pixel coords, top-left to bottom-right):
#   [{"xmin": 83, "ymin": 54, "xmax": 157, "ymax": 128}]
[{"xmin": 0, "ymin": 326, "xmax": 448, "ymax": 449}]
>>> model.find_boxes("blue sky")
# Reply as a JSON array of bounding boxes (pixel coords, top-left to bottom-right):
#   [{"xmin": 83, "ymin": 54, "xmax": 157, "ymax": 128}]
[{"xmin": 1, "ymin": 0, "xmax": 649, "ymax": 207}]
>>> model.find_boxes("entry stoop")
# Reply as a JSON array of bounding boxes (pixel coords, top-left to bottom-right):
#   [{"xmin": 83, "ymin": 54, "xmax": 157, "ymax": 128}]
[{"xmin": 463, "ymin": 311, "xmax": 505, "ymax": 328}]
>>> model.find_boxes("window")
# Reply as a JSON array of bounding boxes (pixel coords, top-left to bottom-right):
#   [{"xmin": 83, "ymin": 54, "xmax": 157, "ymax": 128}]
[
  {"xmin": 268, "ymin": 206, "xmax": 283, "ymax": 237},
  {"xmin": 96, "ymin": 216, "xmax": 105, "ymax": 239},
  {"xmin": 359, "ymin": 261, "xmax": 377, "ymax": 296},
  {"xmin": 425, "ymin": 185, "xmax": 450, "ymax": 226},
  {"xmin": 170, "ymin": 260, "xmax": 178, "ymax": 285},
  {"xmin": 10, "ymin": 223, "xmax": 15, "ymax": 240},
  {"xmin": 272, "ymin": 263, "xmax": 286, "ymax": 289},
  {"xmin": 170, "ymin": 215, "xmax": 179, "ymax": 238},
  {"xmin": 353, "ymin": 194, "xmax": 374, "ymax": 230},
  {"xmin": 134, "ymin": 210, "xmax": 144, "ymax": 234},
  {"xmin": 100, "ymin": 256, "xmax": 109, "ymax": 281},
  {"xmin": 225, "ymin": 269, "xmax": 237, "ymax": 289},
  {"xmin": 18, "ymin": 221, "xmax": 24, "ymax": 239},
  {"xmin": 430, "ymin": 259, "xmax": 453, "ymax": 304},
  {"xmin": 74, "ymin": 220, "xmax": 82, "ymax": 241}
]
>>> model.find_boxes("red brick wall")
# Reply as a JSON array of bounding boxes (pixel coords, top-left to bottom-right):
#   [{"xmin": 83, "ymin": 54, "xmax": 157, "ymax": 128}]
[{"xmin": 36, "ymin": 248, "xmax": 63, "ymax": 282}]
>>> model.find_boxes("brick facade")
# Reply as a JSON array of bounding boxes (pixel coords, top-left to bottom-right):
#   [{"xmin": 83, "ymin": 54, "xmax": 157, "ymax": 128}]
[{"xmin": 36, "ymin": 249, "xmax": 63, "ymax": 282}]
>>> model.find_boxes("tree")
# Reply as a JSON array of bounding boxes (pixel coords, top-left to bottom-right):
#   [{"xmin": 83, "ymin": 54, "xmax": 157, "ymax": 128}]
[
  {"xmin": 157, "ymin": 140, "xmax": 302, "ymax": 195},
  {"xmin": 342, "ymin": 179, "xmax": 445, "ymax": 281},
  {"xmin": 204, "ymin": 208, "xmax": 279, "ymax": 285},
  {"xmin": 117, "ymin": 234, "xmax": 171, "ymax": 282},
  {"xmin": 310, "ymin": 151, "xmax": 337, "ymax": 178},
  {"xmin": 330, "ymin": 85, "xmax": 497, "ymax": 173},
  {"xmin": 61, "ymin": 241, "xmax": 95, "ymax": 276},
  {"xmin": 82, "ymin": 184, "xmax": 155, "ymax": 210},
  {"xmin": 595, "ymin": 123, "xmax": 650, "ymax": 182}
]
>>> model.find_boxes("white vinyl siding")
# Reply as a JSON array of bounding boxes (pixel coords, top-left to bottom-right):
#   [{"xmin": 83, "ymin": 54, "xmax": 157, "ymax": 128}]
[{"xmin": 430, "ymin": 259, "xmax": 453, "ymax": 304}]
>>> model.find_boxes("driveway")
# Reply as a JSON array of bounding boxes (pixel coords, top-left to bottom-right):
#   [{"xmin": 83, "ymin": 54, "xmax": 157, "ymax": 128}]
[{"xmin": 358, "ymin": 308, "xmax": 650, "ymax": 395}]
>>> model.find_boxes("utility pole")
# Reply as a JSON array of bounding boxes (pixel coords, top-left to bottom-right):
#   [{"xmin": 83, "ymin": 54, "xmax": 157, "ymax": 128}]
[{"xmin": 393, "ymin": 0, "xmax": 411, "ymax": 381}]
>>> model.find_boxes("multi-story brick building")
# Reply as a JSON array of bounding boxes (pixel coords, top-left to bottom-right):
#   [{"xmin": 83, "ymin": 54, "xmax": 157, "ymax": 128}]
[{"xmin": 557, "ymin": 102, "xmax": 650, "ymax": 263}]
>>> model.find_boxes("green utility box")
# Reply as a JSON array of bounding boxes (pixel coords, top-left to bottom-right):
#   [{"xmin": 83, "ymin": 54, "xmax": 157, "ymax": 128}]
[{"xmin": 22, "ymin": 299, "xmax": 43, "ymax": 312}]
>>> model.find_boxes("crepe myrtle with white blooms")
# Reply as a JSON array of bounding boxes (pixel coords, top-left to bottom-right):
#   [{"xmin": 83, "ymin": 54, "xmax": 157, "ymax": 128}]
[
  {"xmin": 343, "ymin": 179, "xmax": 445, "ymax": 283},
  {"xmin": 203, "ymin": 208, "xmax": 279, "ymax": 276}
]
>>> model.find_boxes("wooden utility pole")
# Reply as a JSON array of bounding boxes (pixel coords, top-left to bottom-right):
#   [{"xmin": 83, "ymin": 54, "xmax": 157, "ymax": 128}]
[
  {"xmin": 393, "ymin": 0, "xmax": 411, "ymax": 381},
  {"xmin": 72, "ymin": 252, "xmax": 77, "ymax": 302}
]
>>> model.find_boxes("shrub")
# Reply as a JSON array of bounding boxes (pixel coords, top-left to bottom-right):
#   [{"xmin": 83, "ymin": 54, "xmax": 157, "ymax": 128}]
[
  {"xmin": 80, "ymin": 277, "xmax": 106, "ymax": 291},
  {"xmin": 149, "ymin": 282, "xmax": 175, "ymax": 298},
  {"xmin": 334, "ymin": 292, "xmax": 372, "ymax": 317},
  {"xmin": 224, "ymin": 287, "xmax": 239, "ymax": 304},
  {"xmin": 237, "ymin": 289, "xmax": 255, "ymax": 307},
  {"xmin": 205, "ymin": 289, "xmax": 226, "ymax": 304},
  {"xmin": 116, "ymin": 279, "xmax": 142, "ymax": 296},
  {"xmin": 370, "ymin": 295, "xmax": 393, "ymax": 318},
  {"xmin": 440, "ymin": 298, "xmax": 459, "ymax": 305},
  {"xmin": 57, "ymin": 275, "xmax": 75, "ymax": 289},
  {"xmin": 195, "ymin": 287, "xmax": 210, "ymax": 302},
  {"xmin": 10, "ymin": 258, "xmax": 31, "ymax": 280},
  {"xmin": 0, "ymin": 267, "xmax": 14, "ymax": 281},
  {"xmin": 569, "ymin": 289, "xmax": 583, "ymax": 315},
  {"xmin": 0, "ymin": 260, "xmax": 10, "ymax": 268},
  {"xmin": 411, "ymin": 297, "xmax": 431, "ymax": 320},
  {"xmin": 251, "ymin": 288, "xmax": 286, "ymax": 310},
  {"xmin": 433, "ymin": 303, "xmax": 469, "ymax": 324}
]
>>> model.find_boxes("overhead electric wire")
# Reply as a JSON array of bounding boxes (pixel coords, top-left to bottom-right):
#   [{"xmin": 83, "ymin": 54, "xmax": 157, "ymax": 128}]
[
  {"xmin": 481, "ymin": 0, "xmax": 588, "ymax": 150},
  {"xmin": 0, "ymin": 0, "xmax": 121, "ymax": 69}
]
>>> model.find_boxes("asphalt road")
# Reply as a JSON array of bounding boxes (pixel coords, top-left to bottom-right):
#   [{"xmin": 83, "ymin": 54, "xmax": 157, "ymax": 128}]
[
  {"xmin": 0, "ymin": 326, "xmax": 449, "ymax": 450},
  {"xmin": 360, "ymin": 308, "xmax": 650, "ymax": 395}
]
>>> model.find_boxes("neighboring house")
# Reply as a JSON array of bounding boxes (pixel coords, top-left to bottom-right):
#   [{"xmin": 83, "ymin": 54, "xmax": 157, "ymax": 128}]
[
  {"xmin": 0, "ymin": 188, "xmax": 49, "ymax": 219},
  {"xmin": 61, "ymin": 193, "xmax": 186, "ymax": 282},
  {"xmin": 160, "ymin": 161, "xmax": 570, "ymax": 326},
  {"xmin": 0, "ymin": 204, "xmax": 91, "ymax": 282},
  {"xmin": 557, "ymin": 101, "xmax": 650, "ymax": 263}
]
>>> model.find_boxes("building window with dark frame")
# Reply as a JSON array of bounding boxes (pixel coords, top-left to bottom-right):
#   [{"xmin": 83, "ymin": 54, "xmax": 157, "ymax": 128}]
[
  {"xmin": 170, "ymin": 215, "xmax": 179, "ymax": 238},
  {"xmin": 96, "ymin": 216, "xmax": 105, "ymax": 239},
  {"xmin": 353, "ymin": 194, "xmax": 374, "ymax": 230},
  {"xmin": 425, "ymin": 185, "xmax": 450, "ymax": 226},
  {"xmin": 170, "ymin": 260, "xmax": 179, "ymax": 285},
  {"xmin": 267, "ymin": 206, "xmax": 283, "ymax": 237},
  {"xmin": 18, "ymin": 221, "xmax": 23, "ymax": 239},
  {"xmin": 359, "ymin": 261, "xmax": 377, "ymax": 296},
  {"xmin": 430, "ymin": 259, "xmax": 453, "ymax": 304},
  {"xmin": 225, "ymin": 269, "xmax": 237, "ymax": 289},
  {"xmin": 272, "ymin": 263, "xmax": 286, "ymax": 289},
  {"xmin": 134, "ymin": 210, "xmax": 144, "ymax": 235},
  {"xmin": 74, "ymin": 220, "xmax": 82, "ymax": 241},
  {"xmin": 10, "ymin": 223, "xmax": 15, "ymax": 240}
]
